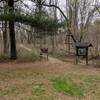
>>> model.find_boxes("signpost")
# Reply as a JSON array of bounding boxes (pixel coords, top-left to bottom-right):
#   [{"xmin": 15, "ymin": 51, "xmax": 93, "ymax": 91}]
[{"xmin": 75, "ymin": 43, "xmax": 93, "ymax": 65}]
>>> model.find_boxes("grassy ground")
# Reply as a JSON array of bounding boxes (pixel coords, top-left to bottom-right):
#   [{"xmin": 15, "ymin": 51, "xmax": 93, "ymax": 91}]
[
  {"xmin": 0, "ymin": 44, "xmax": 100, "ymax": 100},
  {"xmin": 0, "ymin": 58, "xmax": 100, "ymax": 100}
]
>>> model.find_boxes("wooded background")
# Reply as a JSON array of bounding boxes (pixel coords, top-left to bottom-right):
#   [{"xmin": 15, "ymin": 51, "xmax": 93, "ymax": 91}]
[{"xmin": 0, "ymin": 0, "xmax": 100, "ymax": 61}]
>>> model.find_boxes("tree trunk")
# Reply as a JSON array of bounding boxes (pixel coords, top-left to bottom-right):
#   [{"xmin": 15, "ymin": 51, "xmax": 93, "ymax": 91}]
[
  {"xmin": 8, "ymin": 0, "xmax": 17, "ymax": 59},
  {"xmin": 2, "ymin": 2, "xmax": 8, "ymax": 56},
  {"xmin": 9, "ymin": 21, "xmax": 17, "ymax": 59},
  {"xmin": 3, "ymin": 21, "xmax": 8, "ymax": 56}
]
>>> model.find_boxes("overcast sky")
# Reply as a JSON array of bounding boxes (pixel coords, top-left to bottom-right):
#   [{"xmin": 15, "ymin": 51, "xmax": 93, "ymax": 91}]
[{"xmin": 24, "ymin": 0, "xmax": 100, "ymax": 20}]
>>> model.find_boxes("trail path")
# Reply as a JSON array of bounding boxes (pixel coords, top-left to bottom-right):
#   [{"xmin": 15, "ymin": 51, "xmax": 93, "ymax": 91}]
[{"xmin": 19, "ymin": 44, "xmax": 63, "ymax": 64}]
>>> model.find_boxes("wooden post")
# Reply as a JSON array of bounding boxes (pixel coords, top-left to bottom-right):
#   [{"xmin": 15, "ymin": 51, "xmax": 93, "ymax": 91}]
[
  {"xmin": 86, "ymin": 48, "xmax": 88, "ymax": 65},
  {"xmin": 40, "ymin": 52, "xmax": 42, "ymax": 61},
  {"xmin": 47, "ymin": 52, "xmax": 48, "ymax": 60},
  {"xmin": 68, "ymin": 34, "xmax": 70, "ymax": 55},
  {"xmin": 76, "ymin": 47, "xmax": 78, "ymax": 64}
]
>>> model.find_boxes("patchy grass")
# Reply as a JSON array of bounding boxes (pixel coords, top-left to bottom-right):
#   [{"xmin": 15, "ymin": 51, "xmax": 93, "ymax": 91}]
[
  {"xmin": 0, "ymin": 68, "xmax": 54, "ymax": 100},
  {"xmin": 0, "ymin": 62, "xmax": 100, "ymax": 100},
  {"xmin": 52, "ymin": 78, "xmax": 83, "ymax": 96},
  {"xmin": 31, "ymin": 83, "xmax": 46, "ymax": 96}
]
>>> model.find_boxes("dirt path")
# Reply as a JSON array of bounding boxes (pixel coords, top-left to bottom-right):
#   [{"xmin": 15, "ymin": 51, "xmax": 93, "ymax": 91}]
[
  {"xmin": 19, "ymin": 44, "xmax": 64, "ymax": 64},
  {"xmin": 19, "ymin": 44, "xmax": 33, "ymax": 52},
  {"xmin": 48, "ymin": 56, "xmax": 63, "ymax": 63},
  {"xmin": 0, "ymin": 55, "xmax": 100, "ymax": 76}
]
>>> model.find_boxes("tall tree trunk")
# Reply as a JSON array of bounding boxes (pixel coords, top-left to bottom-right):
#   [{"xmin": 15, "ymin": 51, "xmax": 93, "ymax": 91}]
[
  {"xmin": 8, "ymin": 0, "xmax": 17, "ymax": 59},
  {"xmin": 3, "ymin": 21, "xmax": 8, "ymax": 55},
  {"xmin": 9, "ymin": 21, "xmax": 17, "ymax": 59},
  {"xmin": 2, "ymin": 2, "xmax": 8, "ymax": 56}
]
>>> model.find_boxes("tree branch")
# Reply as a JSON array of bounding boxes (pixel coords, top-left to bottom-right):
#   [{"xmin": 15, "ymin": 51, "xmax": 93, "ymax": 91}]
[{"xmin": 40, "ymin": 3, "xmax": 76, "ymax": 42}]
